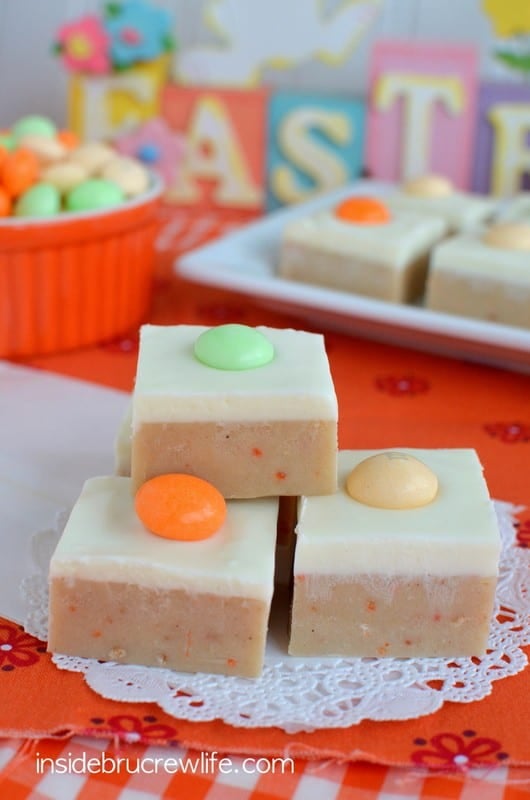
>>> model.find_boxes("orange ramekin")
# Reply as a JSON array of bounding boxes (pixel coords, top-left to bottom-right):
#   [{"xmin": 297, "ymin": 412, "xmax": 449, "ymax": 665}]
[{"xmin": 0, "ymin": 175, "xmax": 163, "ymax": 358}]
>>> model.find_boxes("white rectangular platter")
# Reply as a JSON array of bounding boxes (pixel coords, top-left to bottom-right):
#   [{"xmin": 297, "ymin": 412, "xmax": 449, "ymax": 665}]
[{"xmin": 176, "ymin": 182, "xmax": 530, "ymax": 374}]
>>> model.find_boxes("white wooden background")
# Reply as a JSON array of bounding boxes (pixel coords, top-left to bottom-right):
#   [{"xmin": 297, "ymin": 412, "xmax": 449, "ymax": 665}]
[{"xmin": 0, "ymin": 0, "xmax": 519, "ymax": 129}]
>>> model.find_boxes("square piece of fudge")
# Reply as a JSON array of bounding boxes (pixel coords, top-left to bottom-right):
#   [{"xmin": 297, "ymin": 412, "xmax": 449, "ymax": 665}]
[
  {"xmin": 425, "ymin": 224, "xmax": 530, "ymax": 328},
  {"xmin": 278, "ymin": 196, "xmax": 446, "ymax": 302},
  {"xmin": 130, "ymin": 324, "xmax": 338, "ymax": 497},
  {"xmin": 388, "ymin": 175, "xmax": 497, "ymax": 233},
  {"xmin": 48, "ymin": 476, "xmax": 278, "ymax": 677},
  {"xmin": 289, "ymin": 449, "xmax": 500, "ymax": 658}
]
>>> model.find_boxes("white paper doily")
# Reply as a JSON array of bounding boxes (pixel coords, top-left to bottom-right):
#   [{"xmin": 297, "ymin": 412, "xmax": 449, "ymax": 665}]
[{"xmin": 23, "ymin": 501, "xmax": 530, "ymax": 733}]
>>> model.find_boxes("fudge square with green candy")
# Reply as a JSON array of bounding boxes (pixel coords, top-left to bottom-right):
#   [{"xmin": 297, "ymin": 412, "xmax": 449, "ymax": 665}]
[{"xmin": 130, "ymin": 323, "xmax": 338, "ymax": 498}]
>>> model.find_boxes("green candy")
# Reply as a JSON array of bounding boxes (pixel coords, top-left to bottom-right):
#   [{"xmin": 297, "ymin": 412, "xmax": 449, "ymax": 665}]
[
  {"xmin": 65, "ymin": 179, "xmax": 124, "ymax": 212},
  {"xmin": 15, "ymin": 183, "xmax": 60, "ymax": 217},
  {"xmin": 12, "ymin": 115, "xmax": 57, "ymax": 142},
  {"xmin": 194, "ymin": 324, "xmax": 275, "ymax": 371}
]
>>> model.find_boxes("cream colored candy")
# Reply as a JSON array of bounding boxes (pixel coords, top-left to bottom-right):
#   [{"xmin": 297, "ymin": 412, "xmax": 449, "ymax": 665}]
[
  {"xmin": 101, "ymin": 156, "xmax": 150, "ymax": 197},
  {"xmin": 482, "ymin": 222, "xmax": 530, "ymax": 252},
  {"xmin": 70, "ymin": 142, "xmax": 116, "ymax": 175},
  {"xmin": 18, "ymin": 134, "xmax": 66, "ymax": 166},
  {"xmin": 41, "ymin": 161, "xmax": 89, "ymax": 194},
  {"xmin": 403, "ymin": 174, "xmax": 453, "ymax": 198},
  {"xmin": 346, "ymin": 451, "xmax": 438, "ymax": 509}
]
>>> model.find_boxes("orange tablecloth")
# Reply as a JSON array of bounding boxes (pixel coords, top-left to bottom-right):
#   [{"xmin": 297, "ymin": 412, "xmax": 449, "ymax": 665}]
[{"xmin": 1, "ymin": 221, "xmax": 530, "ymax": 797}]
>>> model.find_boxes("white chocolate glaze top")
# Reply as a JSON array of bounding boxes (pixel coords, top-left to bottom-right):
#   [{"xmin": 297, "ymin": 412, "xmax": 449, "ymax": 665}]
[
  {"xmin": 430, "ymin": 232, "xmax": 530, "ymax": 284},
  {"xmin": 133, "ymin": 324, "xmax": 338, "ymax": 424},
  {"xmin": 294, "ymin": 449, "xmax": 500, "ymax": 577},
  {"xmin": 50, "ymin": 476, "xmax": 278, "ymax": 599},
  {"xmin": 387, "ymin": 191, "xmax": 497, "ymax": 232},
  {"xmin": 282, "ymin": 209, "xmax": 447, "ymax": 267}
]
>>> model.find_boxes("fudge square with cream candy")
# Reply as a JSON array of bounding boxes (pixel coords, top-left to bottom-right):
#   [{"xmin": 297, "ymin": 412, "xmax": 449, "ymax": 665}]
[
  {"xmin": 48, "ymin": 476, "xmax": 279, "ymax": 678},
  {"xmin": 289, "ymin": 449, "xmax": 501, "ymax": 658},
  {"xmin": 130, "ymin": 324, "xmax": 338, "ymax": 498},
  {"xmin": 425, "ymin": 221, "xmax": 530, "ymax": 329}
]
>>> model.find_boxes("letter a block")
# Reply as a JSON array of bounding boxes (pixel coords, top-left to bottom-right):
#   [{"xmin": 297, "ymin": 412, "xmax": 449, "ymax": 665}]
[
  {"xmin": 267, "ymin": 91, "xmax": 366, "ymax": 211},
  {"xmin": 161, "ymin": 85, "xmax": 267, "ymax": 213},
  {"xmin": 367, "ymin": 41, "xmax": 478, "ymax": 188},
  {"xmin": 472, "ymin": 82, "xmax": 530, "ymax": 196}
]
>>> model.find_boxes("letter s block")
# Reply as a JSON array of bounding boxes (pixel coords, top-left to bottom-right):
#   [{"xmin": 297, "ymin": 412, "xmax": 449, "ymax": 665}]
[{"xmin": 266, "ymin": 91, "xmax": 366, "ymax": 211}]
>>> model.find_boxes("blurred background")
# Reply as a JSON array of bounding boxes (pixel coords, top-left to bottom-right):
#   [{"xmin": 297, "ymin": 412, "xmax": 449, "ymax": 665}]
[{"xmin": 0, "ymin": 0, "xmax": 526, "ymax": 126}]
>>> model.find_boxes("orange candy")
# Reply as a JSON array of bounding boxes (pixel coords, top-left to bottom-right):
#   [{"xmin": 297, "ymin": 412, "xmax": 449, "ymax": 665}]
[
  {"xmin": 57, "ymin": 129, "xmax": 79, "ymax": 150},
  {"xmin": 135, "ymin": 473, "xmax": 227, "ymax": 541},
  {"xmin": 335, "ymin": 196, "xmax": 391, "ymax": 225},
  {"xmin": 0, "ymin": 187, "xmax": 11, "ymax": 216},
  {"xmin": 0, "ymin": 145, "xmax": 8, "ymax": 170},
  {"xmin": 1, "ymin": 147, "xmax": 39, "ymax": 197}
]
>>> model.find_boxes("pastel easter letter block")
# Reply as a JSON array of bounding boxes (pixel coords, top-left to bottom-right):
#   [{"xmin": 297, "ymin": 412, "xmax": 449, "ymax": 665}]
[
  {"xmin": 473, "ymin": 83, "xmax": 530, "ymax": 196},
  {"xmin": 162, "ymin": 85, "xmax": 267, "ymax": 211},
  {"xmin": 267, "ymin": 91, "xmax": 366, "ymax": 211},
  {"xmin": 367, "ymin": 41, "xmax": 478, "ymax": 188}
]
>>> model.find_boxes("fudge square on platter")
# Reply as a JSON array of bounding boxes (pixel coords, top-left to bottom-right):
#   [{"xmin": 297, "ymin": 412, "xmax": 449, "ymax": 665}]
[
  {"xmin": 277, "ymin": 196, "xmax": 447, "ymax": 303},
  {"xmin": 130, "ymin": 324, "xmax": 338, "ymax": 498},
  {"xmin": 387, "ymin": 174, "xmax": 497, "ymax": 233},
  {"xmin": 425, "ymin": 222, "xmax": 530, "ymax": 328},
  {"xmin": 48, "ymin": 476, "xmax": 279, "ymax": 678},
  {"xmin": 289, "ymin": 449, "xmax": 501, "ymax": 658}
]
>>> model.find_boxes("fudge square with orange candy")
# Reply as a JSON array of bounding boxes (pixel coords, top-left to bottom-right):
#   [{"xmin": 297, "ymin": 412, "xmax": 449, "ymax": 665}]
[
  {"xmin": 130, "ymin": 323, "xmax": 338, "ymax": 498},
  {"xmin": 278, "ymin": 195, "xmax": 447, "ymax": 302},
  {"xmin": 289, "ymin": 449, "xmax": 501, "ymax": 658},
  {"xmin": 48, "ymin": 475, "xmax": 279, "ymax": 678}
]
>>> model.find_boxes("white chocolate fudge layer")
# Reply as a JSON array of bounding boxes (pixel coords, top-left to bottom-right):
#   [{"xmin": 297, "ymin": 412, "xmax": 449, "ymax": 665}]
[
  {"xmin": 131, "ymin": 325, "xmax": 338, "ymax": 497},
  {"xmin": 278, "ymin": 209, "xmax": 446, "ymax": 303},
  {"xmin": 289, "ymin": 449, "xmax": 500, "ymax": 658},
  {"xmin": 425, "ymin": 234, "xmax": 530, "ymax": 328},
  {"xmin": 48, "ymin": 476, "xmax": 278, "ymax": 677},
  {"xmin": 134, "ymin": 325, "xmax": 337, "ymax": 423},
  {"xmin": 387, "ymin": 192, "xmax": 497, "ymax": 233}
]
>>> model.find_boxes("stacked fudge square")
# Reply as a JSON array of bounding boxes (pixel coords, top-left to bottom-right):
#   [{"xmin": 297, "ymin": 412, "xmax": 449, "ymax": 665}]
[
  {"xmin": 47, "ymin": 323, "xmax": 338, "ymax": 678},
  {"xmin": 48, "ymin": 323, "xmax": 501, "ymax": 679}
]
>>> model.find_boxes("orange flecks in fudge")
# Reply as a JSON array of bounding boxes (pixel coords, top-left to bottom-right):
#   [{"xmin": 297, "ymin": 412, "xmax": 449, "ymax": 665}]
[
  {"xmin": 135, "ymin": 473, "xmax": 226, "ymax": 541},
  {"xmin": 334, "ymin": 196, "xmax": 391, "ymax": 226},
  {"xmin": 91, "ymin": 630, "xmax": 102, "ymax": 638},
  {"xmin": 275, "ymin": 471, "xmax": 287, "ymax": 481},
  {"xmin": 404, "ymin": 639, "xmax": 413, "ymax": 646},
  {"xmin": 377, "ymin": 643, "xmax": 390, "ymax": 656},
  {"xmin": 434, "ymin": 612, "xmax": 442, "ymax": 622},
  {"xmin": 366, "ymin": 600, "xmax": 376, "ymax": 612},
  {"xmin": 68, "ymin": 604, "xmax": 77, "ymax": 613},
  {"xmin": 227, "ymin": 658, "xmax": 237, "ymax": 668},
  {"xmin": 251, "ymin": 447, "xmax": 263, "ymax": 457}
]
